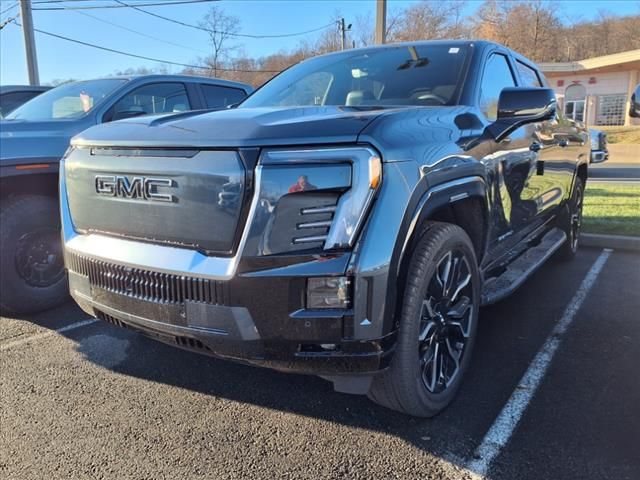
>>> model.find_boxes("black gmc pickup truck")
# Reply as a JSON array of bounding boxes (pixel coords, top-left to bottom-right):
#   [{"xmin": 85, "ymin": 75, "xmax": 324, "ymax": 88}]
[{"xmin": 61, "ymin": 40, "xmax": 589, "ymax": 417}]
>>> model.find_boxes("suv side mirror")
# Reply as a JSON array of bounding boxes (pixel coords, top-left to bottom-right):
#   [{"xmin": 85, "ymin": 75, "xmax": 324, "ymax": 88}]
[
  {"xmin": 629, "ymin": 86, "xmax": 639, "ymax": 118},
  {"xmin": 487, "ymin": 87, "xmax": 557, "ymax": 141}
]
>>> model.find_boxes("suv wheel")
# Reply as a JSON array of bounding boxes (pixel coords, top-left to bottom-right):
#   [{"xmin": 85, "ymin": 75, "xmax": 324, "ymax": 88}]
[
  {"xmin": 558, "ymin": 177, "xmax": 584, "ymax": 260},
  {"xmin": 0, "ymin": 195, "xmax": 68, "ymax": 316},
  {"xmin": 368, "ymin": 222, "xmax": 480, "ymax": 417}
]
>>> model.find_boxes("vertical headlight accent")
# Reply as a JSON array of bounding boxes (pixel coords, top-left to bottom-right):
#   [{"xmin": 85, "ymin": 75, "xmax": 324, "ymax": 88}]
[{"xmin": 324, "ymin": 149, "xmax": 381, "ymax": 249}]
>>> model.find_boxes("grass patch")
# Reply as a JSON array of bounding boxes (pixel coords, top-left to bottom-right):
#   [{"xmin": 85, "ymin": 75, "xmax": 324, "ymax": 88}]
[
  {"xmin": 597, "ymin": 126, "xmax": 640, "ymax": 144},
  {"xmin": 583, "ymin": 182, "xmax": 640, "ymax": 236}
]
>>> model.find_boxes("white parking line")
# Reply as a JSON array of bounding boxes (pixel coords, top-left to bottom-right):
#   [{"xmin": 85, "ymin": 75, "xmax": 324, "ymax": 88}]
[
  {"xmin": 467, "ymin": 248, "xmax": 613, "ymax": 478},
  {"xmin": 0, "ymin": 318, "xmax": 99, "ymax": 352}
]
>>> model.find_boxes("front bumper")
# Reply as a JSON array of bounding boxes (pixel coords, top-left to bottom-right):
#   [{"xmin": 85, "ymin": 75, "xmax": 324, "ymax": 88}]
[{"xmin": 66, "ymin": 262, "xmax": 393, "ymax": 376}]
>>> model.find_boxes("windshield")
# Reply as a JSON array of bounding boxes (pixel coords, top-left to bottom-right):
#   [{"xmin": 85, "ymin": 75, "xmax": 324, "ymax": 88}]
[
  {"xmin": 6, "ymin": 79, "xmax": 127, "ymax": 121},
  {"xmin": 242, "ymin": 44, "xmax": 468, "ymax": 108}
]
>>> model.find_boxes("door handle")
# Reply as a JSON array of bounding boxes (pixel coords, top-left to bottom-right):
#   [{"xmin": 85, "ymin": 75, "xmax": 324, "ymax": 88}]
[
  {"xmin": 529, "ymin": 142, "xmax": 542, "ymax": 152},
  {"xmin": 558, "ymin": 139, "xmax": 569, "ymax": 148}
]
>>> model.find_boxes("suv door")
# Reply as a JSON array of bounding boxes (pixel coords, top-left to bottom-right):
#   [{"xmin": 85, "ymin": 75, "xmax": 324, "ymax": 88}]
[{"xmin": 103, "ymin": 82, "xmax": 192, "ymax": 122}]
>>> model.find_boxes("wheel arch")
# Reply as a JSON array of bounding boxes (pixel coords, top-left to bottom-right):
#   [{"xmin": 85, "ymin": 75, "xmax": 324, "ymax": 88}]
[
  {"xmin": 382, "ymin": 176, "xmax": 490, "ymax": 336},
  {"xmin": 0, "ymin": 171, "xmax": 60, "ymax": 201}
]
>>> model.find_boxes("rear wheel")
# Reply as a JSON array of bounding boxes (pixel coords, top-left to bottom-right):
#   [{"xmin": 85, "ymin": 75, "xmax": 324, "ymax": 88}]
[
  {"xmin": 368, "ymin": 222, "xmax": 480, "ymax": 417},
  {"xmin": 558, "ymin": 177, "xmax": 584, "ymax": 260},
  {"xmin": 0, "ymin": 195, "xmax": 68, "ymax": 315}
]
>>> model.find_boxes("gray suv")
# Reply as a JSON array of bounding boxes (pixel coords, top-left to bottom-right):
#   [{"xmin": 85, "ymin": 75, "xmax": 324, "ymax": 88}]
[{"xmin": 0, "ymin": 75, "xmax": 252, "ymax": 315}]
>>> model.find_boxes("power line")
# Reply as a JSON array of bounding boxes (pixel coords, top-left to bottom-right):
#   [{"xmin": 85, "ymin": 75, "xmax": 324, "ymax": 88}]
[
  {"xmin": 0, "ymin": 12, "xmax": 19, "ymax": 29},
  {"xmin": 113, "ymin": 0, "xmax": 336, "ymax": 39},
  {"xmin": 32, "ymin": 0, "xmax": 218, "ymax": 10},
  {"xmin": 72, "ymin": 8, "xmax": 210, "ymax": 54},
  {"xmin": 9, "ymin": 19, "xmax": 282, "ymax": 73},
  {"xmin": 0, "ymin": 1, "xmax": 19, "ymax": 17}
]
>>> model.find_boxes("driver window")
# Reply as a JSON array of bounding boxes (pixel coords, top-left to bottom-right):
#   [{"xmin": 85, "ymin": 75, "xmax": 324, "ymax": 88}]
[
  {"xmin": 479, "ymin": 54, "xmax": 516, "ymax": 121},
  {"xmin": 107, "ymin": 83, "xmax": 190, "ymax": 121}
]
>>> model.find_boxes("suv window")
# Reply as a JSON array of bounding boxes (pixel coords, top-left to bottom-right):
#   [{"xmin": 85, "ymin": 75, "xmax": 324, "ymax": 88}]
[
  {"xmin": 516, "ymin": 61, "xmax": 542, "ymax": 87},
  {"xmin": 0, "ymin": 91, "xmax": 39, "ymax": 118},
  {"xmin": 479, "ymin": 54, "xmax": 516, "ymax": 121},
  {"xmin": 201, "ymin": 84, "xmax": 247, "ymax": 108},
  {"xmin": 110, "ymin": 82, "xmax": 190, "ymax": 120}
]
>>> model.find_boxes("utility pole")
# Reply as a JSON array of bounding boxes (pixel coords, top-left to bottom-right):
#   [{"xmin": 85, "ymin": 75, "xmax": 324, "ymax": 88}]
[
  {"xmin": 375, "ymin": 0, "xmax": 387, "ymax": 45},
  {"xmin": 20, "ymin": 0, "xmax": 40, "ymax": 85},
  {"xmin": 338, "ymin": 18, "xmax": 352, "ymax": 51}
]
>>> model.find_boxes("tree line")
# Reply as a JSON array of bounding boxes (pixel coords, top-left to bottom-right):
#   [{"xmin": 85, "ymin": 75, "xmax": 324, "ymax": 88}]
[{"xmin": 171, "ymin": 0, "xmax": 640, "ymax": 87}]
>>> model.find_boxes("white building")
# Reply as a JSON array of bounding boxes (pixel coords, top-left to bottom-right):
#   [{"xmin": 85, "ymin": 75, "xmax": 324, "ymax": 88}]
[{"xmin": 539, "ymin": 50, "xmax": 640, "ymax": 126}]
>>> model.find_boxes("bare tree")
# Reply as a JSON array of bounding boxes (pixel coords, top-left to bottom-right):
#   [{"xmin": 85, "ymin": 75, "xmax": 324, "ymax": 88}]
[
  {"xmin": 200, "ymin": 6, "xmax": 241, "ymax": 78},
  {"xmin": 182, "ymin": 1, "xmax": 639, "ymax": 87}
]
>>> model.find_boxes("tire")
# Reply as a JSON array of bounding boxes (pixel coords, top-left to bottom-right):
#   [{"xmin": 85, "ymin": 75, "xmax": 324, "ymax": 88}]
[
  {"xmin": 0, "ymin": 195, "xmax": 68, "ymax": 316},
  {"xmin": 557, "ymin": 177, "xmax": 584, "ymax": 261},
  {"xmin": 368, "ymin": 222, "xmax": 480, "ymax": 417}
]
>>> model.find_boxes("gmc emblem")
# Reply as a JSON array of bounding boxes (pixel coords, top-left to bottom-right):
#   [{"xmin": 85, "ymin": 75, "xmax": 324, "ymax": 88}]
[{"xmin": 95, "ymin": 175, "xmax": 175, "ymax": 203}]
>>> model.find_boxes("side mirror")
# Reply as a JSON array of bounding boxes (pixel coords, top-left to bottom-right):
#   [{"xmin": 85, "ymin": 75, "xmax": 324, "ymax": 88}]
[
  {"xmin": 629, "ymin": 90, "xmax": 639, "ymax": 118},
  {"xmin": 487, "ymin": 87, "xmax": 557, "ymax": 141}
]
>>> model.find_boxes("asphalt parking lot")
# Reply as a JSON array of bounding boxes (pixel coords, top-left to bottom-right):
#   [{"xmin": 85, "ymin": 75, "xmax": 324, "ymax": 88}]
[{"xmin": 1, "ymin": 247, "xmax": 639, "ymax": 480}]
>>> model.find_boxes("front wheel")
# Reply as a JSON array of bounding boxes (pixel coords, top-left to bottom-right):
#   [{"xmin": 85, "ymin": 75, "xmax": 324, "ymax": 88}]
[
  {"xmin": 0, "ymin": 195, "xmax": 68, "ymax": 316},
  {"xmin": 368, "ymin": 222, "xmax": 480, "ymax": 417}
]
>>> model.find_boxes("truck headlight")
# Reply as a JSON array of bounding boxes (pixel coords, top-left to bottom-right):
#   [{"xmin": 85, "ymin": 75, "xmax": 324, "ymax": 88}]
[
  {"xmin": 590, "ymin": 132, "xmax": 599, "ymax": 150},
  {"xmin": 260, "ymin": 147, "xmax": 382, "ymax": 250}
]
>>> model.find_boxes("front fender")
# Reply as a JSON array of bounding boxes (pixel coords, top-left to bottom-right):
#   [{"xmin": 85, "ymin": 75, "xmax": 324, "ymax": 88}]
[{"xmin": 349, "ymin": 158, "xmax": 489, "ymax": 341}]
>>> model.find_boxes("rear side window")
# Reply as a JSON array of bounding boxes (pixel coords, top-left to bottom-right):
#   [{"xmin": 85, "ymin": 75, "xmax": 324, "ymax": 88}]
[
  {"xmin": 479, "ymin": 54, "xmax": 516, "ymax": 121},
  {"xmin": 201, "ymin": 84, "xmax": 247, "ymax": 108},
  {"xmin": 516, "ymin": 61, "xmax": 542, "ymax": 87},
  {"xmin": 111, "ymin": 82, "xmax": 190, "ymax": 119}
]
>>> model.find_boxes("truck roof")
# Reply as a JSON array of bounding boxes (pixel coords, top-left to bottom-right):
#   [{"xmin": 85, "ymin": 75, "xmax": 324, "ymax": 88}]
[{"xmin": 4, "ymin": 75, "xmax": 253, "ymax": 94}]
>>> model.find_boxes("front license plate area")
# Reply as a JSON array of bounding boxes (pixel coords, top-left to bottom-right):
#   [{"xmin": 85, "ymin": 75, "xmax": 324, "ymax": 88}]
[{"xmin": 91, "ymin": 286, "xmax": 186, "ymax": 327}]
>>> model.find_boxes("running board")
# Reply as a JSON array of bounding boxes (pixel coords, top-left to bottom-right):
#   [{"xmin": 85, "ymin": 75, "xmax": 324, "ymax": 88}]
[{"xmin": 481, "ymin": 228, "xmax": 567, "ymax": 306}]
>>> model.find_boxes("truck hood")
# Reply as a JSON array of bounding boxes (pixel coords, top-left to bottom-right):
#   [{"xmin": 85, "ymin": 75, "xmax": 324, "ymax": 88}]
[
  {"xmin": 71, "ymin": 106, "xmax": 389, "ymax": 149},
  {"xmin": 0, "ymin": 119, "xmax": 85, "ymax": 164}
]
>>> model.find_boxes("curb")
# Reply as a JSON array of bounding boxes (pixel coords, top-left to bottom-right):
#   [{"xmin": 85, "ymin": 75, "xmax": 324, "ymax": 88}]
[{"xmin": 580, "ymin": 233, "xmax": 640, "ymax": 251}]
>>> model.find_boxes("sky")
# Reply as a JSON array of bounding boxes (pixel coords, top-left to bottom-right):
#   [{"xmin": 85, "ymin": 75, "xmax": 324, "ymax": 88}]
[{"xmin": 1, "ymin": 0, "xmax": 639, "ymax": 85}]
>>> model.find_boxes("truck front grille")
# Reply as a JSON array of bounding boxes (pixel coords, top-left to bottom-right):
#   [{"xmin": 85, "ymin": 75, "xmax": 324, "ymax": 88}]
[{"xmin": 66, "ymin": 252, "xmax": 227, "ymax": 305}]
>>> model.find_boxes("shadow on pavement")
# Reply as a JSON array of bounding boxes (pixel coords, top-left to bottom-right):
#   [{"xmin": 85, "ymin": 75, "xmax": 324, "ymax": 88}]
[{"xmin": 9, "ymin": 248, "xmax": 605, "ymax": 469}]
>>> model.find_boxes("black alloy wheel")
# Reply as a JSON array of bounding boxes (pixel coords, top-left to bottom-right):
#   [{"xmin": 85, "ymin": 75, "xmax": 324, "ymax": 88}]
[
  {"xmin": 558, "ymin": 177, "xmax": 584, "ymax": 260},
  {"xmin": 419, "ymin": 250, "xmax": 474, "ymax": 394},
  {"xmin": 368, "ymin": 222, "xmax": 480, "ymax": 417}
]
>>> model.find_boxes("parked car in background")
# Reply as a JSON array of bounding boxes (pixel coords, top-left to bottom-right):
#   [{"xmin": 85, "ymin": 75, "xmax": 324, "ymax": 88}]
[
  {"xmin": 61, "ymin": 40, "xmax": 589, "ymax": 417},
  {"xmin": 0, "ymin": 75, "xmax": 253, "ymax": 315},
  {"xmin": 589, "ymin": 128, "xmax": 608, "ymax": 163},
  {"xmin": 0, "ymin": 85, "xmax": 51, "ymax": 119},
  {"xmin": 630, "ymin": 83, "xmax": 639, "ymax": 118}
]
